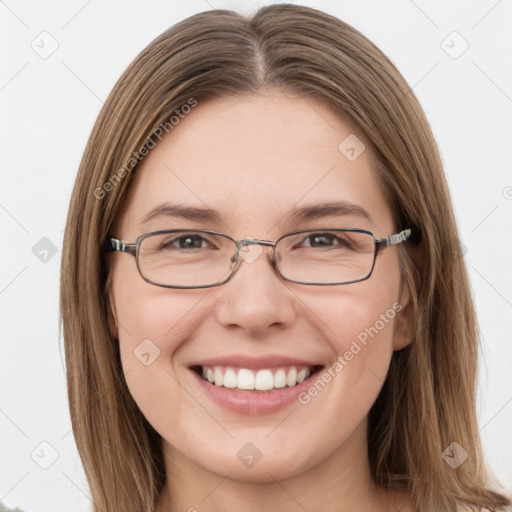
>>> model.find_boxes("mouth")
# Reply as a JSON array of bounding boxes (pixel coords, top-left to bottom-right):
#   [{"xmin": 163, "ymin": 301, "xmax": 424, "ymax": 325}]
[
  {"xmin": 190, "ymin": 364, "xmax": 324, "ymax": 392},
  {"xmin": 187, "ymin": 354, "xmax": 327, "ymax": 415}
]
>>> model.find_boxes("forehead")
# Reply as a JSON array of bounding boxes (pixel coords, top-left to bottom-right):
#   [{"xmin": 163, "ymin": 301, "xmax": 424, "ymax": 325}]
[{"xmin": 114, "ymin": 90, "xmax": 394, "ymax": 238}]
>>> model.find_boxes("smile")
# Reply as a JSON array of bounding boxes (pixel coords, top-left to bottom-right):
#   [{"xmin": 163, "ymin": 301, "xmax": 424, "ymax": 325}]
[
  {"xmin": 194, "ymin": 365, "xmax": 320, "ymax": 391},
  {"xmin": 189, "ymin": 357, "xmax": 325, "ymax": 415}
]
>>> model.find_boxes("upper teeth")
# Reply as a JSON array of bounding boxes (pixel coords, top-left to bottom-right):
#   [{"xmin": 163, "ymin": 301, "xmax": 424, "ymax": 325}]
[{"xmin": 201, "ymin": 366, "xmax": 313, "ymax": 391}]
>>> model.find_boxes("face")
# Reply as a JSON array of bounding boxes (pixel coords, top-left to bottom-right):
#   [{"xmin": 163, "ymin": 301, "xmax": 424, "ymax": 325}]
[{"xmin": 107, "ymin": 89, "xmax": 412, "ymax": 484}]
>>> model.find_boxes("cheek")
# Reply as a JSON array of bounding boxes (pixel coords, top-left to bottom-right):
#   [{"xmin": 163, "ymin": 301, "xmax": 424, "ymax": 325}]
[
  {"xmin": 291, "ymin": 260, "xmax": 401, "ymax": 423},
  {"xmin": 113, "ymin": 271, "xmax": 205, "ymax": 364},
  {"xmin": 112, "ymin": 275, "xmax": 209, "ymax": 436},
  {"xmin": 329, "ymin": 290, "xmax": 399, "ymax": 371},
  {"xmin": 115, "ymin": 290, "xmax": 201, "ymax": 445},
  {"xmin": 316, "ymin": 291, "xmax": 398, "ymax": 394},
  {"xmin": 300, "ymin": 267, "xmax": 401, "ymax": 366},
  {"xmin": 324, "ymin": 297, "xmax": 398, "ymax": 406}
]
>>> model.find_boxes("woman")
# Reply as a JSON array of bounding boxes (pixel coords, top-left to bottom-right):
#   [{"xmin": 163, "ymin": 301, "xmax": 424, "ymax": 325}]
[{"xmin": 60, "ymin": 4, "xmax": 511, "ymax": 511}]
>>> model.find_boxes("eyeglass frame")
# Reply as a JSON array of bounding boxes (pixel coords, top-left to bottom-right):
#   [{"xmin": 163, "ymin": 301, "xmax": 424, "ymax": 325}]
[{"xmin": 103, "ymin": 227, "xmax": 413, "ymax": 289}]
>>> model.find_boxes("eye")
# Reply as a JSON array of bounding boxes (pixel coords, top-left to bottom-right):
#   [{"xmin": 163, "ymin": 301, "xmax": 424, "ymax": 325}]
[
  {"xmin": 161, "ymin": 234, "xmax": 213, "ymax": 250},
  {"xmin": 299, "ymin": 232, "xmax": 352, "ymax": 249}
]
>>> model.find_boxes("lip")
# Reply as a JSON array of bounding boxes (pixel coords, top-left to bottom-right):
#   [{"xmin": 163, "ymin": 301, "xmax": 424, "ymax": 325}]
[
  {"xmin": 188, "ymin": 360, "xmax": 324, "ymax": 416},
  {"xmin": 190, "ymin": 354, "xmax": 322, "ymax": 370}
]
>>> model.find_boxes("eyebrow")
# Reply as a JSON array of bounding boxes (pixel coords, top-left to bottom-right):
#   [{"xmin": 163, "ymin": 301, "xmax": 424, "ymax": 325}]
[
  {"xmin": 286, "ymin": 201, "xmax": 372, "ymax": 225},
  {"xmin": 140, "ymin": 200, "xmax": 373, "ymax": 227},
  {"xmin": 141, "ymin": 202, "xmax": 224, "ymax": 225}
]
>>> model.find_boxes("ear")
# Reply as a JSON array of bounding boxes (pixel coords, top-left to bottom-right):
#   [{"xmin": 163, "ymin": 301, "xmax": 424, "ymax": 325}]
[{"xmin": 393, "ymin": 277, "xmax": 415, "ymax": 351}]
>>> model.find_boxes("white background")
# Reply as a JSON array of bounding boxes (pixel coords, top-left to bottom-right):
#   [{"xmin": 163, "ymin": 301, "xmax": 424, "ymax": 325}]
[{"xmin": 1, "ymin": 1, "xmax": 511, "ymax": 511}]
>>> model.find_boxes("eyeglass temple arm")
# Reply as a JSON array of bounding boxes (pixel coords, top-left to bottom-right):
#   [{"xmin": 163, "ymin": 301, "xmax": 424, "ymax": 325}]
[
  {"xmin": 103, "ymin": 237, "xmax": 137, "ymax": 256},
  {"xmin": 376, "ymin": 228, "xmax": 412, "ymax": 250}
]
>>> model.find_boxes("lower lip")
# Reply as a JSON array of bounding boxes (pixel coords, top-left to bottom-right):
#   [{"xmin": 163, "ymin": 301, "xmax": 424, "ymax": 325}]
[{"xmin": 190, "ymin": 368, "xmax": 321, "ymax": 415}]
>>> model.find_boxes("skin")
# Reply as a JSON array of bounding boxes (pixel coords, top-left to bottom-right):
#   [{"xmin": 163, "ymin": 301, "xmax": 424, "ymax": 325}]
[{"xmin": 107, "ymin": 88, "xmax": 416, "ymax": 512}]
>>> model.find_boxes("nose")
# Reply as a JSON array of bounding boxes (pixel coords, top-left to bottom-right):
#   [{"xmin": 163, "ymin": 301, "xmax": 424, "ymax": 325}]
[{"xmin": 214, "ymin": 241, "xmax": 297, "ymax": 336}]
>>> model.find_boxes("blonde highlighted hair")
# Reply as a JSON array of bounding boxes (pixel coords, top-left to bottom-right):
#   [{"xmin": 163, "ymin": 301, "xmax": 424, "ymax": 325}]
[{"xmin": 60, "ymin": 4, "xmax": 511, "ymax": 511}]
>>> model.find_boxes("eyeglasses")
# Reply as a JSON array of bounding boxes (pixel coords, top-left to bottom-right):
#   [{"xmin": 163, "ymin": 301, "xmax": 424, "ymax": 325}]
[{"xmin": 103, "ymin": 228, "xmax": 412, "ymax": 289}]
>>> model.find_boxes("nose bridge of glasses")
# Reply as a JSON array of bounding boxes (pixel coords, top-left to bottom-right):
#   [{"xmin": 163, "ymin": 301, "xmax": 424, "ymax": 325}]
[
  {"xmin": 230, "ymin": 238, "xmax": 276, "ymax": 268},
  {"xmin": 238, "ymin": 238, "xmax": 275, "ymax": 248}
]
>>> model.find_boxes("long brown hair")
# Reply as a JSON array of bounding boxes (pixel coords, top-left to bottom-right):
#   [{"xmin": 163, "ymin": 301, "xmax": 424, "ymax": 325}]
[{"xmin": 60, "ymin": 4, "xmax": 511, "ymax": 511}]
